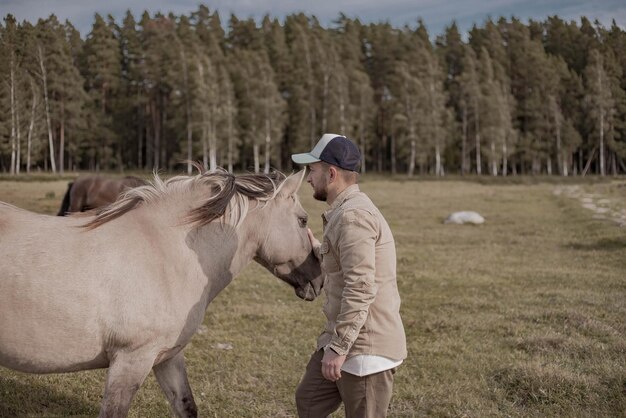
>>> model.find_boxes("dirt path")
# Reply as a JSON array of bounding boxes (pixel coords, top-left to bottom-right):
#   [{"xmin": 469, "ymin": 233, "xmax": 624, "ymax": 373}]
[{"xmin": 554, "ymin": 184, "xmax": 626, "ymax": 227}]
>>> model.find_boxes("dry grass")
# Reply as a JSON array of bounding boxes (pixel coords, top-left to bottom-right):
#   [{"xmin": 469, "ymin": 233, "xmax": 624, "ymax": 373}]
[{"xmin": 0, "ymin": 176, "xmax": 625, "ymax": 417}]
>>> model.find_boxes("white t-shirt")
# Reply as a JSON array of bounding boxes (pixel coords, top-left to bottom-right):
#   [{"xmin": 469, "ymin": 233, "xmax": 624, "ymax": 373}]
[{"xmin": 341, "ymin": 355, "xmax": 403, "ymax": 377}]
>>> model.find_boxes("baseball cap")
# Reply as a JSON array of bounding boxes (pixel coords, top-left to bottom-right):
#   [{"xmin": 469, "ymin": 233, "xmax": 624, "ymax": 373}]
[{"xmin": 291, "ymin": 133, "xmax": 361, "ymax": 172}]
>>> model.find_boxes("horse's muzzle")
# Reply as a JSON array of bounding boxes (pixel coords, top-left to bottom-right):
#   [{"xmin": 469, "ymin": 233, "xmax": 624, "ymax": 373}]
[
  {"xmin": 295, "ymin": 272, "xmax": 323, "ymax": 301},
  {"xmin": 295, "ymin": 283, "xmax": 317, "ymax": 301}
]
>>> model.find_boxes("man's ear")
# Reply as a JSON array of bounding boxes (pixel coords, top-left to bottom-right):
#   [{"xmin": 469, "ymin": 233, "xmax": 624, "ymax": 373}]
[
  {"xmin": 278, "ymin": 169, "xmax": 306, "ymax": 197},
  {"xmin": 328, "ymin": 165, "xmax": 338, "ymax": 182}
]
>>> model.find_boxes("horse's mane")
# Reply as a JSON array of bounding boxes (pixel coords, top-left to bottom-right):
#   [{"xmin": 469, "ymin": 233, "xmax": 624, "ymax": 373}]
[{"xmin": 83, "ymin": 167, "xmax": 289, "ymax": 230}]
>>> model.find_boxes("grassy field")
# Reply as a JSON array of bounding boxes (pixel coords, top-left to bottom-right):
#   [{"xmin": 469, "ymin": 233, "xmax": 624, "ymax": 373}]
[{"xmin": 0, "ymin": 175, "xmax": 625, "ymax": 417}]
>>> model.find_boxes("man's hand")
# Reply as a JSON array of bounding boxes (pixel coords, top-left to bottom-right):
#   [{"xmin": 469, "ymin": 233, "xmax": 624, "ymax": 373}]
[
  {"xmin": 321, "ymin": 348, "xmax": 346, "ymax": 382},
  {"xmin": 307, "ymin": 228, "xmax": 320, "ymax": 248},
  {"xmin": 307, "ymin": 228, "xmax": 321, "ymax": 260}
]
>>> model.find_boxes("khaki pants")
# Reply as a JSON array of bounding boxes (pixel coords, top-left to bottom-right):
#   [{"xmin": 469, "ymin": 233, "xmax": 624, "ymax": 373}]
[{"xmin": 295, "ymin": 350, "xmax": 395, "ymax": 418}]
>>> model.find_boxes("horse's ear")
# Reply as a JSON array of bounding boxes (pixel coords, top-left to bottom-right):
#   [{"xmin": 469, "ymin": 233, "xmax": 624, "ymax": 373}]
[{"xmin": 278, "ymin": 169, "xmax": 306, "ymax": 197}]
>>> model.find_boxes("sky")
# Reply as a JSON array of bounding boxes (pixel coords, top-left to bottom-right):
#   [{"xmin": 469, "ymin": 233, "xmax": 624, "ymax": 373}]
[{"xmin": 1, "ymin": 0, "xmax": 625, "ymax": 38}]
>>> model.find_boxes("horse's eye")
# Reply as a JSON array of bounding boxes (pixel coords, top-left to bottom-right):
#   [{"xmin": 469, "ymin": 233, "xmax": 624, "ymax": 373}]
[{"xmin": 298, "ymin": 217, "xmax": 308, "ymax": 228}]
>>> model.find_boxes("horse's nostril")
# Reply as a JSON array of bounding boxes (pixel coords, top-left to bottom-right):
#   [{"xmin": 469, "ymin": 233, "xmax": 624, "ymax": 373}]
[{"xmin": 296, "ymin": 283, "xmax": 318, "ymax": 301}]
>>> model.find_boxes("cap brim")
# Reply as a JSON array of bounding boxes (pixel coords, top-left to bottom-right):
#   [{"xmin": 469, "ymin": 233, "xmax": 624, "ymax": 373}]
[{"xmin": 291, "ymin": 153, "xmax": 321, "ymax": 165}]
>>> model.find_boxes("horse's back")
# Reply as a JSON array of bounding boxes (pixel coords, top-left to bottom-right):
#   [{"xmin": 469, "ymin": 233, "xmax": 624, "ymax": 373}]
[
  {"xmin": 0, "ymin": 201, "xmax": 46, "ymax": 233},
  {"xmin": 0, "ymin": 202, "xmax": 20, "ymax": 235},
  {"xmin": 0, "ymin": 203, "xmax": 92, "ymax": 275},
  {"xmin": 122, "ymin": 176, "xmax": 148, "ymax": 188},
  {"xmin": 62, "ymin": 175, "xmax": 148, "ymax": 214}
]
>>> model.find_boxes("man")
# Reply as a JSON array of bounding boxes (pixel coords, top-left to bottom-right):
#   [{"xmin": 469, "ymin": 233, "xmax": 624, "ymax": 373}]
[{"xmin": 292, "ymin": 133, "xmax": 407, "ymax": 418}]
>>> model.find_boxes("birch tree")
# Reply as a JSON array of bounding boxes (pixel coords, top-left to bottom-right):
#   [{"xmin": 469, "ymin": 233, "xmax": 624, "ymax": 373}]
[
  {"xmin": 459, "ymin": 46, "xmax": 481, "ymax": 174},
  {"xmin": 584, "ymin": 49, "xmax": 615, "ymax": 176}
]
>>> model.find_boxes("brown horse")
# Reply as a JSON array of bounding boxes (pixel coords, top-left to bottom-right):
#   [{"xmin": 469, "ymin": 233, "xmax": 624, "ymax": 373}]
[
  {"xmin": 57, "ymin": 175, "xmax": 147, "ymax": 216},
  {"xmin": 0, "ymin": 168, "xmax": 322, "ymax": 417}
]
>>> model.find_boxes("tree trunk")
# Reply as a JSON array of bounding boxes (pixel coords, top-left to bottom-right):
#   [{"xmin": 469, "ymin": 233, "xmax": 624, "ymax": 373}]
[
  {"xmin": 152, "ymin": 99, "xmax": 160, "ymax": 170},
  {"xmin": 264, "ymin": 119, "xmax": 271, "ymax": 174},
  {"xmin": 461, "ymin": 105, "xmax": 467, "ymax": 175},
  {"xmin": 59, "ymin": 99, "xmax": 65, "ymax": 174},
  {"xmin": 359, "ymin": 123, "xmax": 366, "ymax": 175},
  {"xmin": 597, "ymin": 62, "xmax": 605, "ymax": 176},
  {"xmin": 181, "ymin": 49, "xmax": 193, "ymax": 175},
  {"xmin": 378, "ymin": 107, "xmax": 385, "ymax": 172},
  {"xmin": 552, "ymin": 97, "xmax": 563, "ymax": 176},
  {"xmin": 303, "ymin": 38, "xmax": 316, "ymax": 148},
  {"xmin": 546, "ymin": 156, "xmax": 552, "ymax": 175},
  {"xmin": 408, "ymin": 139, "xmax": 416, "ymax": 177},
  {"xmin": 599, "ymin": 107, "xmax": 605, "ymax": 176},
  {"xmin": 359, "ymin": 93, "xmax": 366, "ymax": 174},
  {"xmin": 202, "ymin": 125, "xmax": 208, "ymax": 170},
  {"xmin": 101, "ymin": 84, "xmax": 107, "ymax": 171},
  {"xmin": 38, "ymin": 45, "xmax": 56, "ymax": 173},
  {"xmin": 502, "ymin": 138, "xmax": 508, "ymax": 176},
  {"xmin": 117, "ymin": 132, "xmax": 124, "ymax": 171},
  {"xmin": 227, "ymin": 95, "xmax": 234, "ymax": 173},
  {"xmin": 186, "ymin": 106, "xmax": 193, "ymax": 172},
  {"xmin": 15, "ymin": 75, "xmax": 22, "ymax": 174},
  {"xmin": 340, "ymin": 95, "xmax": 346, "ymax": 134},
  {"xmin": 137, "ymin": 90, "xmax": 143, "ymax": 169},
  {"xmin": 390, "ymin": 132, "xmax": 396, "ymax": 175},
  {"xmin": 145, "ymin": 102, "xmax": 152, "ymax": 169},
  {"xmin": 253, "ymin": 143, "xmax": 260, "ymax": 173},
  {"xmin": 490, "ymin": 140, "xmax": 497, "ymax": 176},
  {"xmin": 27, "ymin": 78, "xmax": 36, "ymax": 174},
  {"xmin": 321, "ymin": 73, "xmax": 329, "ymax": 133},
  {"xmin": 582, "ymin": 146, "xmax": 597, "ymax": 177},
  {"xmin": 435, "ymin": 140, "xmax": 442, "ymax": 176},
  {"xmin": 611, "ymin": 150, "xmax": 617, "ymax": 176},
  {"xmin": 10, "ymin": 60, "xmax": 17, "ymax": 175},
  {"xmin": 474, "ymin": 97, "xmax": 481, "ymax": 175},
  {"xmin": 209, "ymin": 100, "xmax": 217, "ymax": 172},
  {"xmin": 209, "ymin": 120, "xmax": 217, "ymax": 172},
  {"xmin": 161, "ymin": 95, "xmax": 167, "ymax": 169}
]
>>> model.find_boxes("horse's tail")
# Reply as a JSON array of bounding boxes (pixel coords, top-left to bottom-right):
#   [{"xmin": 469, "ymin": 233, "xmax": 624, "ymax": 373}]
[{"xmin": 57, "ymin": 182, "xmax": 74, "ymax": 216}]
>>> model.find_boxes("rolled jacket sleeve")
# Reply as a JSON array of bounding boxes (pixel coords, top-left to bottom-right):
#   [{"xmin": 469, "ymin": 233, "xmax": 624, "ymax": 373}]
[{"xmin": 328, "ymin": 209, "xmax": 378, "ymax": 355}]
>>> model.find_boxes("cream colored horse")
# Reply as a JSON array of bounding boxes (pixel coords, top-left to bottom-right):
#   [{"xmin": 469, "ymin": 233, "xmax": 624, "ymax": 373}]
[{"xmin": 0, "ymin": 169, "xmax": 322, "ymax": 418}]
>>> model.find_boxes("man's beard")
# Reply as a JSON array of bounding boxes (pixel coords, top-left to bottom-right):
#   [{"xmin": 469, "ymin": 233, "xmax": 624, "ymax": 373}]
[{"xmin": 313, "ymin": 186, "xmax": 327, "ymax": 201}]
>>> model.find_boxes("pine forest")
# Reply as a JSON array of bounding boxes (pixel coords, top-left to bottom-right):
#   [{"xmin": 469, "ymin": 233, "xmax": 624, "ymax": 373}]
[{"xmin": 1, "ymin": 7, "xmax": 625, "ymax": 176}]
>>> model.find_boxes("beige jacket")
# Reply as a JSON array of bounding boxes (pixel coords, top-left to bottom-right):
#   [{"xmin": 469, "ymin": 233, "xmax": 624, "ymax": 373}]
[{"xmin": 315, "ymin": 184, "xmax": 407, "ymax": 361}]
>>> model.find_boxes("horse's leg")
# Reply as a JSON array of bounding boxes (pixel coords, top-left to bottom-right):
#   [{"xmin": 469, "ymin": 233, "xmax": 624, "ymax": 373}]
[
  {"xmin": 99, "ymin": 351, "xmax": 154, "ymax": 418},
  {"xmin": 153, "ymin": 351, "xmax": 198, "ymax": 418},
  {"xmin": 57, "ymin": 182, "xmax": 73, "ymax": 216}
]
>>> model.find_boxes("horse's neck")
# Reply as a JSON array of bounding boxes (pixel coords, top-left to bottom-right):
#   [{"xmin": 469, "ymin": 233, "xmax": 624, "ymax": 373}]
[
  {"xmin": 225, "ymin": 212, "xmax": 264, "ymax": 278},
  {"xmin": 143, "ymin": 190, "xmax": 265, "ymax": 280},
  {"xmin": 216, "ymin": 198, "xmax": 266, "ymax": 276},
  {"xmin": 181, "ymin": 208, "xmax": 261, "ymax": 307}
]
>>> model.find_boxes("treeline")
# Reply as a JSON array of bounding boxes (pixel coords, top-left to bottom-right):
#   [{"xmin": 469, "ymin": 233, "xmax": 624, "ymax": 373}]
[{"xmin": 1, "ymin": 7, "xmax": 625, "ymax": 175}]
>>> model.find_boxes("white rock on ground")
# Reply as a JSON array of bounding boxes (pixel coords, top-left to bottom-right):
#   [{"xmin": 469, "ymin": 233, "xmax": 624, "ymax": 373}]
[{"xmin": 444, "ymin": 211, "xmax": 485, "ymax": 225}]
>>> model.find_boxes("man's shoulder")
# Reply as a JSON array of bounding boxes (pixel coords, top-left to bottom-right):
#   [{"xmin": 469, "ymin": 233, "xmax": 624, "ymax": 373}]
[
  {"xmin": 336, "ymin": 193, "xmax": 380, "ymax": 229},
  {"xmin": 343, "ymin": 190, "xmax": 376, "ymax": 211},
  {"xmin": 325, "ymin": 189, "xmax": 377, "ymax": 233}
]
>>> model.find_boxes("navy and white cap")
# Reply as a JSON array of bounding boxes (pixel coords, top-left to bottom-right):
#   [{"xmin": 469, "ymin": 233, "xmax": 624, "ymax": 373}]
[{"xmin": 291, "ymin": 133, "xmax": 361, "ymax": 172}]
